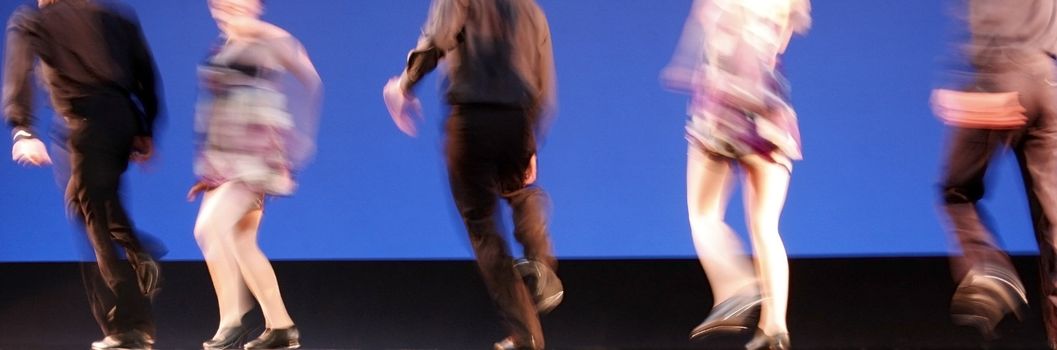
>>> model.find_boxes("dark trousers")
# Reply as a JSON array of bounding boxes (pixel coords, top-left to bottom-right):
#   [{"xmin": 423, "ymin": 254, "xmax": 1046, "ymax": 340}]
[
  {"xmin": 445, "ymin": 104, "xmax": 555, "ymax": 346},
  {"xmin": 63, "ymin": 96, "xmax": 154, "ymax": 336},
  {"xmin": 939, "ymin": 51, "xmax": 1057, "ymax": 344}
]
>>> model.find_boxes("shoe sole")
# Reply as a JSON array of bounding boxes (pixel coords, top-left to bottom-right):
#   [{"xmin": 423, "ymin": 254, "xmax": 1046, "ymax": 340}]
[
  {"xmin": 690, "ymin": 325, "xmax": 751, "ymax": 340},
  {"xmin": 246, "ymin": 341, "xmax": 300, "ymax": 349},
  {"xmin": 951, "ymin": 313, "xmax": 997, "ymax": 339},
  {"xmin": 538, "ymin": 290, "xmax": 564, "ymax": 314}
]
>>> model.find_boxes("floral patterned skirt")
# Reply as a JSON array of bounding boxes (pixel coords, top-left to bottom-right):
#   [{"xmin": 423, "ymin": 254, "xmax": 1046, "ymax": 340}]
[{"xmin": 195, "ymin": 87, "xmax": 296, "ymax": 196}]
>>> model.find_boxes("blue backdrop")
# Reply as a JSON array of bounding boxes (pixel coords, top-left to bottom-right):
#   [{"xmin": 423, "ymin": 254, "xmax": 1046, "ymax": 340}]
[{"xmin": 0, "ymin": 0, "xmax": 1040, "ymax": 261}]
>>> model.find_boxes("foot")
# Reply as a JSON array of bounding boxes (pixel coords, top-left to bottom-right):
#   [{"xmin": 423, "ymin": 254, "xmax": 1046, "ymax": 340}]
[
  {"xmin": 91, "ymin": 330, "xmax": 153, "ymax": 350},
  {"xmin": 243, "ymin": 326, "xmax": 300, "ymax": 349},
  {"xmin": 204, "ymin": 325, "xmax": 256, "ymax": 349},
  {"xmin": 515, "ymin": 259, "xmax": 563, "ymax": 314},
  {"xmin": 204, "ymin": 309, "xmax": 260, "ymax": 349},
  {"xmin": 689, "ymin": 293, "xmax": 763, "ymax": 340},
  {"xmin": 950, "ymin": 264, "xmax": 1027, "ymax": 339},
  {"xmin": 493, "ymin": 336, "xmax": 542, "ymax": 350},
  {"xmin": 744, "ymin": 329, "xmax": 790, "ymax": 350}
]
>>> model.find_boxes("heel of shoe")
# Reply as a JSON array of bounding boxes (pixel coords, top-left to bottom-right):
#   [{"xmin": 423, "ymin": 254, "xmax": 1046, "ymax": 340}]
[
  {"xmin": 745, "ymin": 330, "xmax": 790, "ymax": 350},
  {"xmin": 244, "ymin": 326, "xmax": 300, "ymax": 350},
  {"xmin": 515, "ymin": 259, "xmax": 564, "ymax": 314}
]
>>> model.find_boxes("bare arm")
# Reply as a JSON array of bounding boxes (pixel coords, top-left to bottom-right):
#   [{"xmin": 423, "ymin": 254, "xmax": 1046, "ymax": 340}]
[{"xmin": 273, "ymin": 34, "xmax": 322, "ymax": 99}]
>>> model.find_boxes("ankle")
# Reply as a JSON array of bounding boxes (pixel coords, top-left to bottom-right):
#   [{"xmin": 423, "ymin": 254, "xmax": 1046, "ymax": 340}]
[
  {"xmin": 266, "ymin": 322, "xmax": 295, "ymax": 329},
  {"xmin": 759, "ymin": 326, "xmax": 788, "ymax": 336}
]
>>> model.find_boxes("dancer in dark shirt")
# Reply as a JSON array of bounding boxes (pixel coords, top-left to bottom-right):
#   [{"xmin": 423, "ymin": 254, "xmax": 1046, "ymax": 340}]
[{"xmin": 3, "ymin": 0, "xmax": 162, "ymax": 348}]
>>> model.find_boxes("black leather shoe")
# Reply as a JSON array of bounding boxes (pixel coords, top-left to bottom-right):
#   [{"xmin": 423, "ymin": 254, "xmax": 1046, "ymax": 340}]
[
  {"xmin": 493, "ymin": 336, "xmax": 542, "ymax": 350},
  {"xmin": 745, "ymin": 329, "xmax": 789, "ymax": 350},
  {"xmin": 951, "ymin": 264, "xmax": 1028, "ymax": 338},
  {"xmin": 690, "ymin": 293, "xmax": 763, "ymax": 340},
  {"xmin": 243, "ymin": 326, "xmax": 300, "ymax": 349},
  {"xmin": 203, "ymin": 309, "xmax": 260, "ymax": 349},
  {"xmin": 91, "ymin": 330, "xmax": 153, "ymax": 350},
  {"xmin": 515, "ymin": 259, "xmax": 563, "ymax": 314},
  {"xmin": 204, "ymin": 324, "xmax": 257, "ymax": 349}
]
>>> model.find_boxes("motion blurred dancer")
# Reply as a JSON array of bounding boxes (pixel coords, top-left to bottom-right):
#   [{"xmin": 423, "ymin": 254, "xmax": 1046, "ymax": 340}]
[
  {"xmin": 932, "ymin": 0, "xmax": 1057, "ymax": 346},
  {"xmin": 664, "ymin": 0, "xmax": 810, "ymax": 348},
  {"xmin": 3, "ymin": 0, "xmax": 163, "ymax": 348},
  {"xmin": 383, "ymin": 0, "xmax": 562, "ymax": 348}
]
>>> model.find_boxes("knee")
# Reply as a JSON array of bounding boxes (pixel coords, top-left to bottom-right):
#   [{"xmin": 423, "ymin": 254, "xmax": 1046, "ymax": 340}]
[
  {"xmin": 229, "ymin": 229, "xmax": 257, "ymax": 248},
  {"xmin": 64, "ymin": 197, "xmax": 85, "ymax": 222},
  {"xmin": 749, "ymin": 220, "xmax": 780, "ymax": 237},
  {"xmin": 193, "ymin": 225, "xmax": 211, "ymax": 249},
  {"xmin": 508, "ymin": 184, "xmax": 547, "ymax": 201},
  {"xmin": 689, "ymin": 215, "xmax": 724, "ymax": 231},
  {"xmin": 464, "ymin": 216, "xmax": 498, "ymax": 238},
  {"xmin": 194, "ymin": 216, "xmax": 235, "ymax": 250},
  {"xmin": 463, "ymin": 217, "xmax": 503, "ymax": 250},
  {"xmin": 688, "ymin": 205, "xmax": 725, "ymax": 227}
]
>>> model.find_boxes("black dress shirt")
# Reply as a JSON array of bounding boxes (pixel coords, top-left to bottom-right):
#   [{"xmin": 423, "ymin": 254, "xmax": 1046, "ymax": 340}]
[
  {"xmin": 2, "ymin": 0, "xmax": 161, "ymax": 138},
  {"xmin": 402, "ymin": 0, "xmax": 556, "ymax": 122}
]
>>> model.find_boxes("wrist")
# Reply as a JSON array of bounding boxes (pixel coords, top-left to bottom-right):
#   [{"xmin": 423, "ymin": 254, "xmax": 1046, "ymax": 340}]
[{"xmin": 398, "ymin": 75, "xmax": 413, "ymax": 96}]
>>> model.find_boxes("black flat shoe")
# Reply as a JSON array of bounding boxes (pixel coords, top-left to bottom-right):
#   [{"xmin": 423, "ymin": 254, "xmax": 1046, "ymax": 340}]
[
  {"xmin": 203, "ymin": 310, "xmax": 259, "ymax": 349},
  {"xmin": 515, "ymin": 259, "xmax": 563, "ymax": 314},
  {"xmin": 243, "ymin": 326, "xmax": 300, "ymax": 349},
  {"xmin": 690, "ymin": 293, "xmax": 763, "ymax": 340},
  {"xmin": 950, "ymin": 264, "xmax": 1027, "ymax": 339},
  {"xmin": 203, "ymin": 325, "xmax": 256, "ymax": 349},
  {"xmin": 745, "ymin": 329, "xmax": 790, "ymax": 350}
]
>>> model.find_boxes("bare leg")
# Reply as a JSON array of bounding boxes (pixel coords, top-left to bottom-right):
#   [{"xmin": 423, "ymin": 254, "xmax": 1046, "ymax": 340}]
[
  {"xmin": 740, "ymin": 153, "xmax": 792, "ymax": 336},
  {"xmin": 194, "ymin": 186, "xmax": 255, "ymax": 335},
  {"xmin": 687, "ymin": 146, "xmax": 758, "ymax": 304},
  {"xmin": 220, "ymin": 183, "xmax": 295, "ymax": 329}
]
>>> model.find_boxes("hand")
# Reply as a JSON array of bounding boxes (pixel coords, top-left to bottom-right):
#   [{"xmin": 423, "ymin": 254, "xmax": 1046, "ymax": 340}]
[
  {"xmin": 524, "ymin": 154, "xmax": 538, "ymax": 185},
  {"xmin": 186, "ymin": 181, "xmax": 214, "ymax": 202},
  {"xmin": 383, "ymin": 76, "xmax": 423, "ymax": 137},
  {"xmin": 130, "ymin": 136, "xmax": 153, "ymax": 163},
  {"xmin": 11, "ymin": 138, "xmax": 52, "ymax": 166}
]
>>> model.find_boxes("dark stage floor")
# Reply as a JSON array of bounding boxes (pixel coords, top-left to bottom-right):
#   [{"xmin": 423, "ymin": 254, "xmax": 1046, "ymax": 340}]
[{"xmin": 0, "ymin": 257, "xmax": 1052, "ymax": 349}]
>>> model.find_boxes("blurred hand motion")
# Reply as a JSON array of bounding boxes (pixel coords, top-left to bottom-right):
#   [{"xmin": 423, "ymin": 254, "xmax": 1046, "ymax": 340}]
[
  {"xmin": 524, "ymin": 154, "xmax": 537, "ymax": 185},
  {"xmin": 383, "ymin": 76, "xmax": 422, "ymax": 137},
  {"xmin": 932, "ymin": 90, "xmax": 1027, "ymax": 129},
  {"xmin": 186, "ymin": 181, "xmax": 214, "ymax": 202},
  {"xmin": 130, "ymin": 136, "xmax": 154, "ymax": 163},
  {"xmin": 12, "ymin": 138, "xmax": 52, "ymax": 166}
]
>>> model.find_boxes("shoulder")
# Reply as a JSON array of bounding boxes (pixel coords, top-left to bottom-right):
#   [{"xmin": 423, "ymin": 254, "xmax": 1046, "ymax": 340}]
[
  {"xmin": 260, "ymin": 23, "xmax": 306, "ymax": 54},
  {"xmin": 257, "ymin": 21, "xmax": 293, "ymax": 41},
  {"xmin": 234, "ymin": 20, "xmax": 302, "ymax": 49},
  {"xmin": 7, "ymin": 5, "xmax": 39, "ymax": 30}
]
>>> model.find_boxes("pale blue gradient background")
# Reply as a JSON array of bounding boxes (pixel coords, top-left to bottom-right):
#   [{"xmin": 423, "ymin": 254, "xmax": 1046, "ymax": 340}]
[{"xmin": 0, "ymin": 1, "xmax": 1036, "ymax": 261}]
